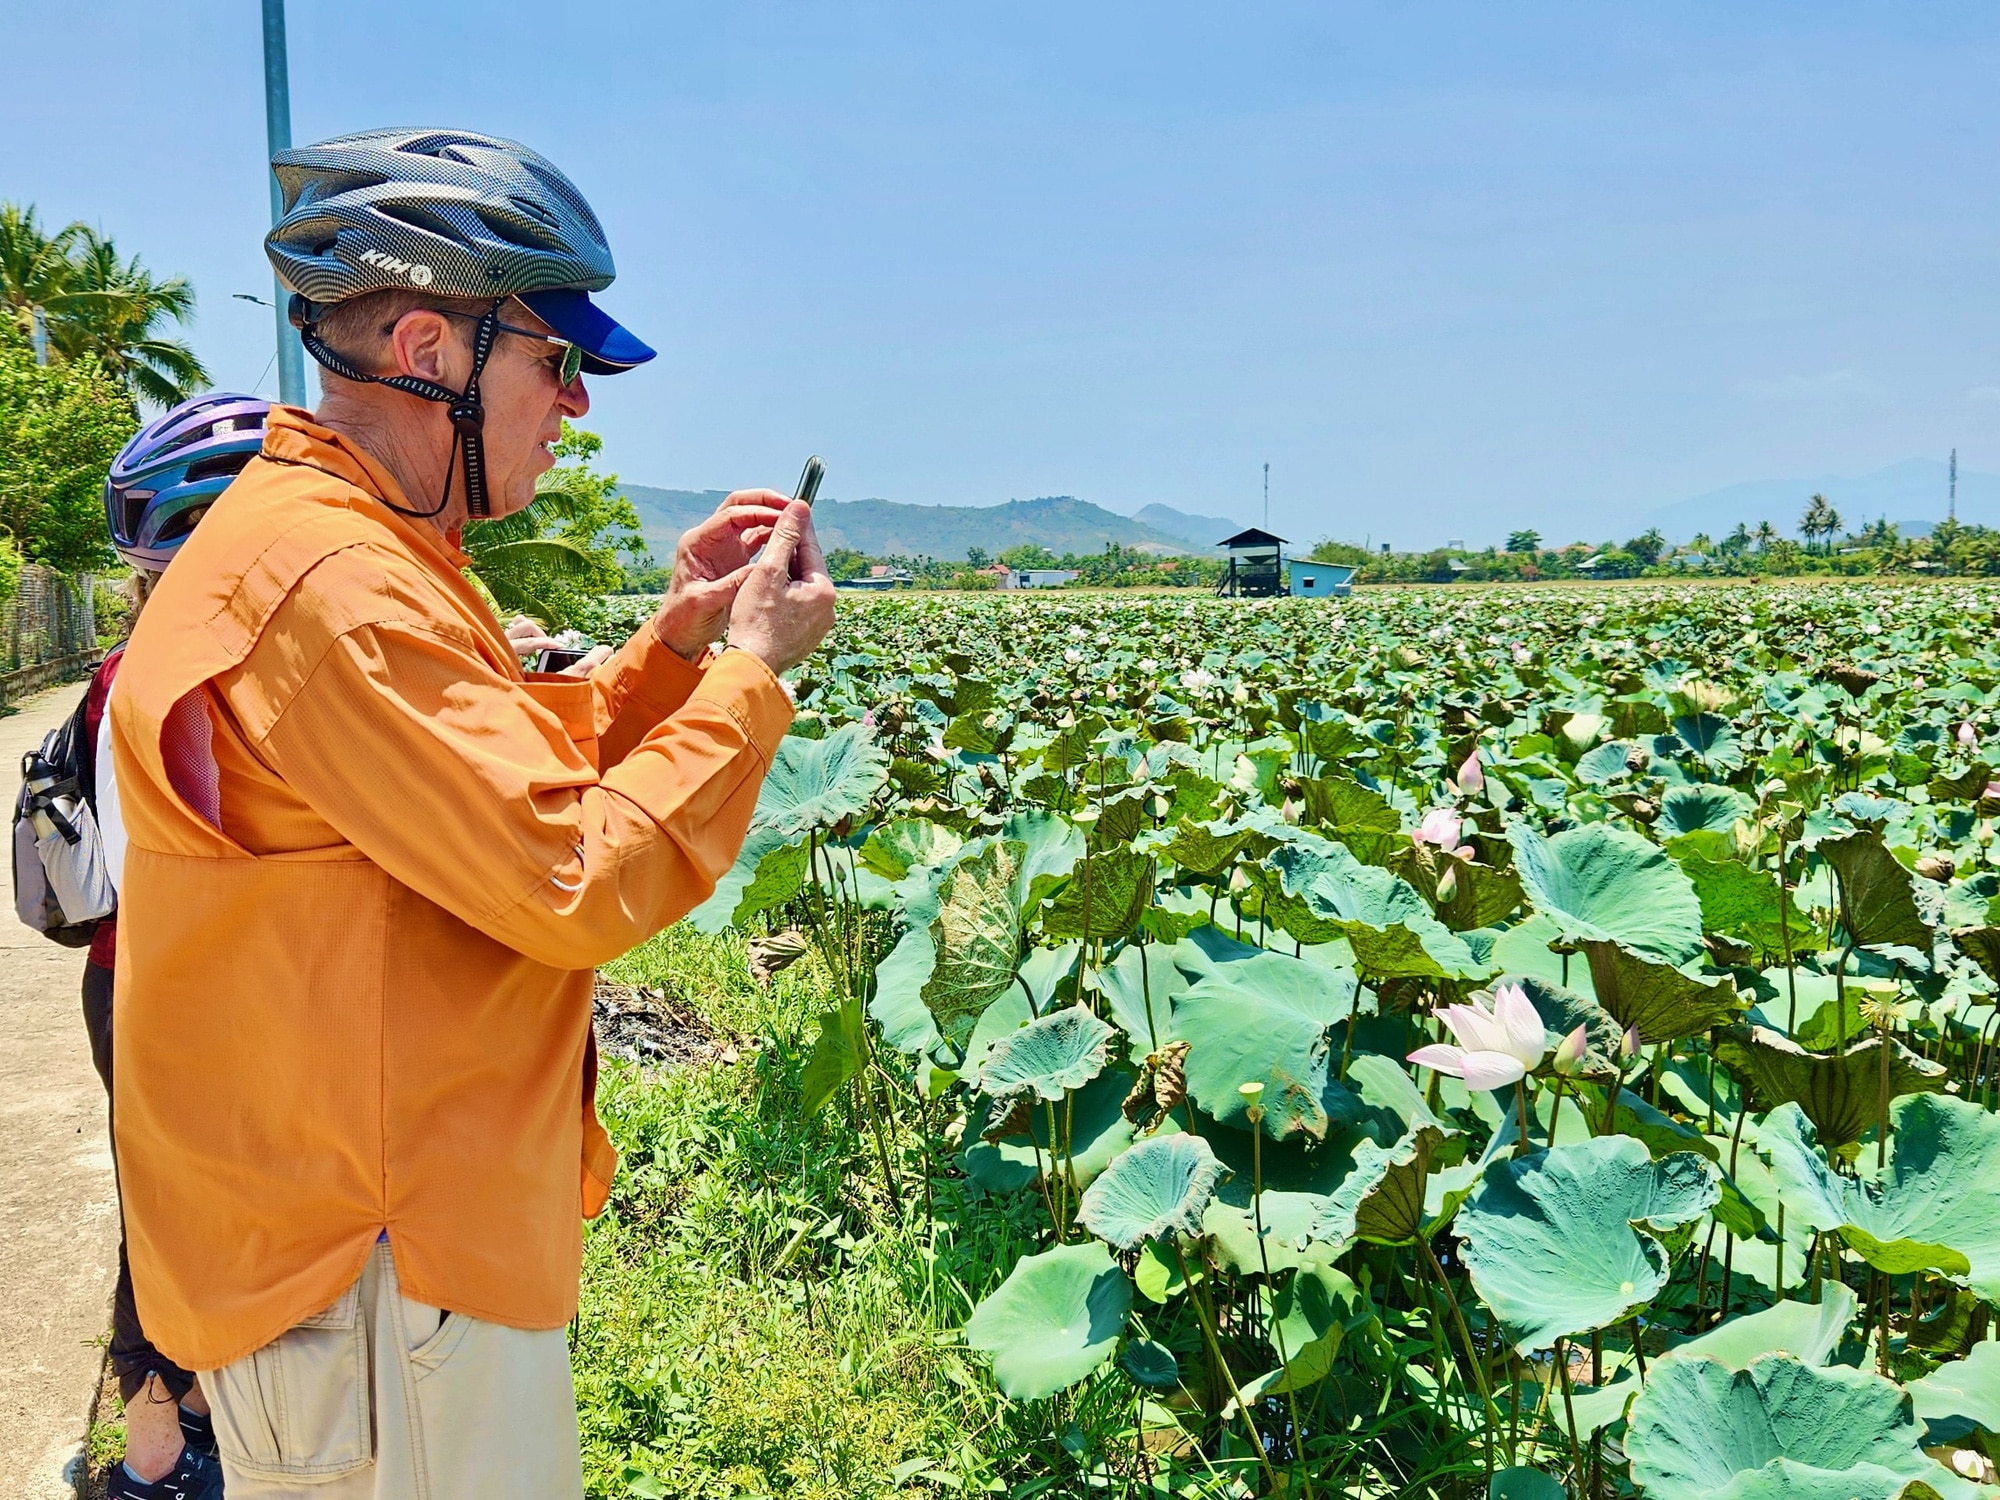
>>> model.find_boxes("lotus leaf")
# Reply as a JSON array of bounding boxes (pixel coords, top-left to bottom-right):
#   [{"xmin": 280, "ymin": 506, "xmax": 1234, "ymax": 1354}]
[
  {"xmin": 977, "ymin": 1004, "xmax": 1114, "ymax": 1103},
  {"xmin": 799, "ymin": 996, "xmax": 865, "ymax": 1113},
  {"xmin": 1002, "ymin": 809, "xmax": 1087, "ymax": 907},
  {"xmin": 1455, "ymin": 1136, "xmax": 1719, "ymax": 1352},
  {"xmin": 1659, "ymin": 784, "xmax": 1753, "ymax": 838},
  {"xmin": 1680, "ymin": 855, "xmax": 1822, "ymax": 962},
  {"xmin": 1169, "ymin": 950, "xmax": 1361, "ymax": 1140},
  {"xmin": 1237, "ymin": 1263, "xmax": 1364, "ymax": 1404},
  {"xmin": 1078, "ymin": 1135, "xmax": 1228, "ymax": 1250},
  {"xmin": 964, "ymin": 1066, "xmax": 1136, "ymax": 1194},
  {"xmin": 1821, "ymin": 830, "xmax": 1934, "ymax": 952},
  {"xmin": 923, "ymin": 840, "xmax": 1025, "ymax": 1043},
  {"xmin": 688, "ymin": 824, "xmax": 788, "ymax": 933},
  {"xmin": 1908, "ymin": 1341, "xmax": 2000, "ymax": 1442},
  {"xmin": 1042, "ymin": 850, "xmax": 1155, "ymax": 943},
  {"xmin": 1624, "ymin": 1354, "xmax": 1973, "ymax": 1500},
  {"xmin": 1716, "ymin": 1025, "xmax": 1946, "ymax": 1148},
  {"xmin": 1582, "ymin": 939, "xmax": 1742, "ymax": 1043},
  {"xmin": 963, "ymin": 1242, "xmax": 1133, "ymax": 1400},
  {"xmin": 1757, "ymin": 1095, "xmax": 2000, "ymax": 1299},
  {"xmin": 1576, "ymin": 739, "xmax": 1645, "ymax": 785},
  {"xmin": 1267, "ymin": 838, "xmax": 1490, "ymax": 980},
  {"xmin": 1302, "ymin": 1125, "xmax": 1450, "ymax": 1248},
  {"xmin": 756, "ymin": 723, "xmax": 891, "ymax": 839},
  {"xmin": 1509, "ymin": 821, "xmax": 1705, "ymax": 965},
  {"xmin": 1096, "ymin": 942, "xmax": 1190, "ymax": 1051},
  {"xmin": 1119, "ymin": 1339, "xmax": 1181, "ymax": 1390},
  {"xmin": 858, "ymin": 817, "xmax": 963, "ymax": 881},
  {"xmin": 1487, "ymin": 1471, "xmax": 1567, "ymax": 1500}
]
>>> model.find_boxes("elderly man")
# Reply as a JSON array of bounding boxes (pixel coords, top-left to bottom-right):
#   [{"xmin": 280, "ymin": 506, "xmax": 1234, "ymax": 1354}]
[{"xmin": 108, "ymin": 128, "xmax": 834, "ymax": 1499}]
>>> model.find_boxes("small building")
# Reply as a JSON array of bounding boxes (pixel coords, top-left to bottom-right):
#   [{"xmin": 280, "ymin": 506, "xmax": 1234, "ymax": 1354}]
[
  {"xmin": 1289, "ymin": 563, "xmax": 1355, "ymax": 598},
  {"xmin": 1216, "ymin": 527, "xmax": 1287, "ymax": 598},
  {"xmin": 834, "ymin": 566, "xmax": 913, "ymax": 591},
  {"xmin": 1000, "ymin": 568, "xmax": 1078, "ymax": 589}
]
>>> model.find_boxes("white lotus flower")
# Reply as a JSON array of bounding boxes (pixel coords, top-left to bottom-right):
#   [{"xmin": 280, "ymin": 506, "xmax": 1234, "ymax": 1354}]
[
  {"xmin": 1456, "ymin": 748, "xmax": 1485, "ymax": 796},
  {"xmin": 1959, "ymin": 720, "xmax": 1979, "ymax": 750},
  {"xmin": 1408, "ymin": 983, "xmax": 1547, "ymax": 1091},
  {"xmin": 1181, "ymin": 668, "xmax": 1217, "ymax": 695}
]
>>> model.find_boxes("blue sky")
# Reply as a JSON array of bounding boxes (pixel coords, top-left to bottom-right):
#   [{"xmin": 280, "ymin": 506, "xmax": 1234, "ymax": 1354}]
[{"xmin": 6, "ymin": 2, "xmax": 2000, "ymax": 545}]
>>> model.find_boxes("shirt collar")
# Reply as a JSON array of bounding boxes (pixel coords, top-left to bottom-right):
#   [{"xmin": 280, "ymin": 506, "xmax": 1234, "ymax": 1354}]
[{"xmin": 261, "ymin": 406, "xmax": 471, "ymax": 570}]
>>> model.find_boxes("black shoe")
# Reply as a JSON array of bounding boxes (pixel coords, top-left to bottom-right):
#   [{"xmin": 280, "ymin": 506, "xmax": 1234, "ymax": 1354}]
[
  {"xmin": 105, "ymin": 1445, "xmax": 224, "ymax": 1500},
  {"xmin": 178, "ymin": 1405, "xmax": 218, "ymax": 1459}
]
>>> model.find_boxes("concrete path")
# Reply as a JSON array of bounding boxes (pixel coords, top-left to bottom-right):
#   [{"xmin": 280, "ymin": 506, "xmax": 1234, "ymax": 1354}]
[{"xmin": 0, "ymin": 680, "xmax": 119, "ymax": 1498}]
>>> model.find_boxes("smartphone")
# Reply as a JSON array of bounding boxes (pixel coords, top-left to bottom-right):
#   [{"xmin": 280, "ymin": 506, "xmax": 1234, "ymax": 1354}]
[
  {"xmin": 536, "ymin": 646, "xmax": 589, "ymax": 673},
  {"xmin": 793, "ymin": 455, "xmax": 825, "ymax": 508}
]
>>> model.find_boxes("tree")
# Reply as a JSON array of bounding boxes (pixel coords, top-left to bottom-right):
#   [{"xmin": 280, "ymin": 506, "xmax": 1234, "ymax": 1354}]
[
  {"xmin": 0, "ymin": 204, "xmax": 207, "ymax": 407},
  {"xmin": 1799, "ymin": 493, "xmax": 1846, "ymax": 554},
  {"xmin": 462, "ymin": 423, "xmax": 649, "ymax": 627},
  {"xmin": 1506, "ymin": 528, "xmax": 1541, "ymax": 554},
  {"xmin": 1624, "ymin": 527, "xmax": 1667, "ymax": 567},
  {"xmin": 998, "ymin": 543, "xmax": 1057, "ymax": 571},
  {"xmin": 1722, "ymin": 522, "xmax": 1750, "ymax": 556},
  {"xmin": 1754, "ymin": 520, "xmax": 1778, "ymax": 551},
  {"xmin": 0, "ymin": 322, "xmax": 130, "ymax": 573},
  {"xmin": 965, "ymin": 545, "xmax": 990, "ymax": 570}
]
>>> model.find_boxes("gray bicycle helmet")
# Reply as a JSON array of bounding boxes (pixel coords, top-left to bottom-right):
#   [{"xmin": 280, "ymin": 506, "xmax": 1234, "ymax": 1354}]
[{"xmin": 265, "ymin": 127, "xmax": 653, "ymax": 517}]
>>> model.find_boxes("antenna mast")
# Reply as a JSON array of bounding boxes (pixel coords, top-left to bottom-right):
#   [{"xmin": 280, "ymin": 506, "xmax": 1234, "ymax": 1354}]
[
  {"xmin": 1950, "ymin": 448, "xmax": 1957, "ymax": 523},
  {"xmin": 1263, "ymin": 462, "xmax": 1269, "ymax": 529}
]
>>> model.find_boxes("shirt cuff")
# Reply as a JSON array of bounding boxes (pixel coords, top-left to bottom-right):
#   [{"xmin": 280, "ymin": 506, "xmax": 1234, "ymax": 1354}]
[
  {"xmin": 606, "ymin": 624, "xmax": 712, "ymax": 726},
  {"xmin": 692, "ymin": 648, "xmax": 795, "ymax": 765}
]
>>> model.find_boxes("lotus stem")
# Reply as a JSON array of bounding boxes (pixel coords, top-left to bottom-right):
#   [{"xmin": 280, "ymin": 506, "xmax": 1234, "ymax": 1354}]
[
  {"xmin": 1175, "ymin": 1241, "xmax": 1282, "ymax": 1495},
  {"xmin": 1420, "ymin": 1237, "xmax": 1498, "ymax": 1478},
  {"xmin": 1556, "ymin": 1336, "xmax": 1584, "ymax": 1479},
  {"xmin": 1514, "ymin": 1078, "xmax": 1533, "ymax": 1158}
]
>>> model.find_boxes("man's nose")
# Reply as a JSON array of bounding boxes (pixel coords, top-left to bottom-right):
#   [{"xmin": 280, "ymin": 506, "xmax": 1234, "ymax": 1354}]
[{"xmin": 559, "ymin": 375, "xmax": 590, "ymax": 419}]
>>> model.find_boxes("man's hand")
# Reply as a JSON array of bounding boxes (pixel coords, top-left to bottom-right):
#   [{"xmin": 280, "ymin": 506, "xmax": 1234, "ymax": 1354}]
[
  {"xmin": 652, "ymin": 490, "xmax": 788, "ymax": 659},
  {"xmin": 504, "ymin": 615, "xmax": 561, "ymax": 658},
  {"xmin": 727, "ymin": 500, "xmax": 836, "ymax": 675}
]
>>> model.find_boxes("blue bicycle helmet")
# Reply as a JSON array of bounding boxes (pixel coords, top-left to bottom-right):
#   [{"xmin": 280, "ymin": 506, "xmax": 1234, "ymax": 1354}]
[{"xmin": 105, "ymin": 393, "xmax": 270, "ymax": 573}]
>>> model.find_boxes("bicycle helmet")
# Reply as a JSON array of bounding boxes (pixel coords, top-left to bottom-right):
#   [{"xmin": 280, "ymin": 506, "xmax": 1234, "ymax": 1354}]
[
  {"xmin": 105, "ymin": 394, "xmax": 270, "ymax": 573},
  {"xmin": 265, "ymin": 128, "xmax": 653, "ymax": 519}
]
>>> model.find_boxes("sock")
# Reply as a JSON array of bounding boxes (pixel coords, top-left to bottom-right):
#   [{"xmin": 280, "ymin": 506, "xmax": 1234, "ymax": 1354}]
[{"xmin": 179, "ymin": 1404, "xmax": 216, "ymax": 1455}]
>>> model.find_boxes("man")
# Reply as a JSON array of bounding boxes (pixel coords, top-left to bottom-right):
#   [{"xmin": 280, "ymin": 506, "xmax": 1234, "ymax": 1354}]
[{"xmin": 108, "ymin": 128, "xmax": 835, "ymax": 1498}]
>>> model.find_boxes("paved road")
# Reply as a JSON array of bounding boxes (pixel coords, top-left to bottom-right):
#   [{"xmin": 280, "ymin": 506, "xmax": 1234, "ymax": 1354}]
[{"xmin": 0, "ymin": 681, "xmax": 119, "ymax": 1498}]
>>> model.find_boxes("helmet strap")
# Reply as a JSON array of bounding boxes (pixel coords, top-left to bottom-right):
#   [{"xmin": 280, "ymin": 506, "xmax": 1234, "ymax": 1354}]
[{"xmin": 294, "ymin": 295, "xmax": 504, "ymax": 521}]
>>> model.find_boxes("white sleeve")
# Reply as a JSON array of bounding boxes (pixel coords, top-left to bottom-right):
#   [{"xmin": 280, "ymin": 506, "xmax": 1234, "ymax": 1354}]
[{"xmin": 95, "ymin": 693, "xmax": 126, "ymax": 899}]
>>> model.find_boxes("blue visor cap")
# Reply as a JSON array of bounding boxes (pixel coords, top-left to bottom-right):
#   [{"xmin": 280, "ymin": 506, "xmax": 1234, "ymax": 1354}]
[{"xmin": 516, "ymin": 288, "xmax": 656, "ymax": 375}]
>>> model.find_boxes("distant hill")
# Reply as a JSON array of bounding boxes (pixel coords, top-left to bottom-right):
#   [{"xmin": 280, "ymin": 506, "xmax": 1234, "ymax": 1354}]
[
  {"xmin": 618, "ymin": 486, "xmax": 1197, "ymax": 560},
  {"xmin": 1642, "ymin": 459, "xmax": 2000, "ymax": 542},
  {"xmin": 1128, "ymin": 503, "xmax": 1247, "ymax": 548}
]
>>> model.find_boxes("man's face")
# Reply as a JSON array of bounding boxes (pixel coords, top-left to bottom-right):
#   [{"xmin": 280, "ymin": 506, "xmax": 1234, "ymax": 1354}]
[{"xmin": 473, "ymin": 302, "xmax": 590, "ymax": 518}]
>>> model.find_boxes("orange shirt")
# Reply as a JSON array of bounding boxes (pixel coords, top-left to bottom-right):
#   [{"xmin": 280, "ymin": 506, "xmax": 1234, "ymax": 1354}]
[{"xmin": 108, "ymin": 408, "xmax": 792, "ymax": 1370}]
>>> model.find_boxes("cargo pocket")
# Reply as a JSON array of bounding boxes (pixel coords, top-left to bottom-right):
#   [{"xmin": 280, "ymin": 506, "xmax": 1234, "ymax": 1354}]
[{"xmin": 209, "ymin": 1284, "xmax": 372, "ymax": 1481}]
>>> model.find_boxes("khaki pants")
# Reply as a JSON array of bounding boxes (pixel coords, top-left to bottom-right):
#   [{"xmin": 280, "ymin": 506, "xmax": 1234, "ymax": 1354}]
[{"xmin": 204, "ymin": 1241, "xmax": 583, "ymax": 1498}]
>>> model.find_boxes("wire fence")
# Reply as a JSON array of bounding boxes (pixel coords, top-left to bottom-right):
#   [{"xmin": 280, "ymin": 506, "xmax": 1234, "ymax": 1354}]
[{"xmin": 1, "ymin": 565, "xmax": 99, "ymax": 698}]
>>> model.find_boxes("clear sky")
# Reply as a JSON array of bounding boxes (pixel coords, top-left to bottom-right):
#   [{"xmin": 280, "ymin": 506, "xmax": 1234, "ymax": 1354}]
[{"xmin": 6, "ymin": 2, "xmax": 1999, "ymax": 545}]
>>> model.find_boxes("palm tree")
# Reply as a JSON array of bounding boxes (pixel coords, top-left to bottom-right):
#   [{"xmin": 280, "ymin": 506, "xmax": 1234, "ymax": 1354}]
[
  {"xmin": 1800, "ymin": 494, "xmax": 1834, "ymax": 553},
  {"xmin": 1754, "ymin": 520, "xmax": 1778, "ymax": 551},
  {"xmin": 0, "ymin": 203, "xmax": 206, "ymax": 406}
]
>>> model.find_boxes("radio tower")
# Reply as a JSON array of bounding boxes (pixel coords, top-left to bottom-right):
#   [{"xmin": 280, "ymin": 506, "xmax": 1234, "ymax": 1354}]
[{"xmin": 1950, "ymin": 449, "xmax": 1957, "ymax": 523}]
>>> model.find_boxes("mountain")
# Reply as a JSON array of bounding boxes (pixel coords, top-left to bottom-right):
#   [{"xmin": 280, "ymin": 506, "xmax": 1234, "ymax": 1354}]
[
  {"xmin": 618, "ymin": 486, "xmax": 1197, "ymax": 560},
  {"xmin": 1642, "ymin": 459, "xmax": 2000, "ymax": 542},
  {"xmin": 1127, "ymin": 503, "xmax": 1248, "ymax": 548}
]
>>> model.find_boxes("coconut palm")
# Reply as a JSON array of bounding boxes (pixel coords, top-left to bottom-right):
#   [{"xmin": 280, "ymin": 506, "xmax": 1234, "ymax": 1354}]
[
  {"xmin": 0, "ymin": 203, "xmax": 206, "ymax": 407},
  {"xmin": 1754, "ymin": 520, "xmax": 1778, "ymax": 551},
  {"xmin": 1800, "ymin": 494, "xmax": 1836, "ymax": 553}
]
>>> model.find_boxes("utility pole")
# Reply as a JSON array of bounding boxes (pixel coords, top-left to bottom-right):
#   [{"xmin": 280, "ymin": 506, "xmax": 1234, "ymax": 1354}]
[
  {"xmin": 29, "ymin": 305, "xmax": 48, "ymax": 366},
  {"xmin": 1949, "ymin": 448, "xmax": 1957, "ymax": 524},
  {"xmin": 1263, "ymin": 462, "xmax": 1269, "ymax": 529},
  {"xmin": 261, "ymin": 0, "xmax": 308, "ymax": 406}
]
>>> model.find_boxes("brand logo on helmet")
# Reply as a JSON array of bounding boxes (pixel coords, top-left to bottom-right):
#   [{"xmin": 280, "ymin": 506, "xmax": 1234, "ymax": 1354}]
[{"xmin": 357, "ymin": 248, "xmax": 435, "ymax": 286}]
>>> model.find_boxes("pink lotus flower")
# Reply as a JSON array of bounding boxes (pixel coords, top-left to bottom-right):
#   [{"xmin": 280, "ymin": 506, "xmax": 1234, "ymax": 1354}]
[
  {"xmin": 1987, "ymin": 781, "xmax": 2000, "ymax": 801},
  {"xmin": 1551, "ymin": 1024, "xmax": 1588, "ymax": 1075},
  {"xmin": 1414, "ymin": 807, "xmax": 1474, "ymax": 861},
  {"xmin": 1959, "ymin": 721, "xmax": 1979, "ymax": 750},
  {"xmin": 1456, "ymin": 748, "xmax": 1485, "ymax": 797},
  {"xmin": 1409, "ymin": 983, "xmax": 1548, "ymax": 1091}
]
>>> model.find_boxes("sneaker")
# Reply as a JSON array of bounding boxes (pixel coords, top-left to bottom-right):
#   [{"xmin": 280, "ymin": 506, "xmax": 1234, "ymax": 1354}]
[
  {"xmin": 178, "ymin": 1405, "xmax": 218, "ymax": 1459},
  {"xmin": 105, "ymin": 1444, "xmax": 224, "ymax": 1500}
]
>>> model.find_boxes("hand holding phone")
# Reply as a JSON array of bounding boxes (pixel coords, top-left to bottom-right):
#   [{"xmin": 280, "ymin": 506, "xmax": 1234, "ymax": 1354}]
[{"xmin": 794, "ymin": 455, "xmax": 825, "ymax": 509}]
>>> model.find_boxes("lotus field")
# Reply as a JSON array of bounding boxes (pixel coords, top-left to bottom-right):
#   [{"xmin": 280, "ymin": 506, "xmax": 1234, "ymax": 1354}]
[{"xmin": 640, "ymin": 581, "xmax": 2000, "ymax": 1497}]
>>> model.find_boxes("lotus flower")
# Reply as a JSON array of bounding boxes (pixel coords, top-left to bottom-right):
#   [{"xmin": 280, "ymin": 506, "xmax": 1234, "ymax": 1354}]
[
  {"xmin": 1456, "ymin": 748, "xmax": 1485, "ymax": 796},
  {"xmin": 1959, "ymin": 720, "xmax": 1979, "ymax": 750},
  {"xmin": 1551, "ymin": 1023, "xmax": 1588, "ymax": 1076},
  {"xmin": 1414, "ymin": 807, "xmax": 1474, "ymax": 861},
  {"xmin": 1408, "ymin": 983, "xmax": 1547, "ymax": 1091}
]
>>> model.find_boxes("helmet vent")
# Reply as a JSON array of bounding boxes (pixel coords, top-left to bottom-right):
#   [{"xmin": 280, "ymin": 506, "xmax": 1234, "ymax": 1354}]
[{"xmin": 183, "ymin": 452, "xmax": 256, "ymax": 485}]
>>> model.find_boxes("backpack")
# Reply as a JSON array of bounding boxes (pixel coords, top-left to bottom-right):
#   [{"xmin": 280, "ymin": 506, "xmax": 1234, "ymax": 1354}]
[{"xmin": 12, "ymin": 685, "xmax": 116, "ymax": 946}]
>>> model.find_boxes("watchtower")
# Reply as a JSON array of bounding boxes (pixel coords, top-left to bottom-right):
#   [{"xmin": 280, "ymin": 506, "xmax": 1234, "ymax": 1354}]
[{"xmin": 1216, "ymin": 527, "xmax": 1287, "ymax": 597}]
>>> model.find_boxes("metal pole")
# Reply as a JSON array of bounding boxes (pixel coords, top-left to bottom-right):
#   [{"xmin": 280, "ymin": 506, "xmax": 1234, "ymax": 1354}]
[
  {"xmin": 1263, "ymin": 462, "xmax": 1269, "ymax": 529},
  {"xmin": 262, "ymin": 0, "xmax": 308, "ymax": 406},
  {"xmin": 29, "ymin": 305, "xmax": 48, "ymax": 366}
]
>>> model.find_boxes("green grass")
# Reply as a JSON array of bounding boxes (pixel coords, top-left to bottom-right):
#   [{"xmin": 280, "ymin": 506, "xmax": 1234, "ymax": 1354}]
[{"xmin": 579, "ymin": 925, "xmax": 1051, "ymax": 1498}]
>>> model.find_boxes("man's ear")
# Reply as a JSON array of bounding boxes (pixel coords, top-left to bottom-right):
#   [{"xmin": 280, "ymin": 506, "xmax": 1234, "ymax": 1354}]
[{"xmin": 388, "ymin": 310, "xmax": 462, "ymax": 385}]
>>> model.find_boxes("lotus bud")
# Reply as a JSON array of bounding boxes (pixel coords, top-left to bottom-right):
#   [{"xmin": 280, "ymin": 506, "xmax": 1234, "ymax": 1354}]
[
  {"xmin": 1960, "ymin": 720, "xmax": 1979, "ymax": 750},
  {"xmin": 1951, "ymin": 1450, "xmax": 1986, "ymax": 1481},
  {"xmin": 1238, "ymin": 1079, "xmax": 1266, "ymax": 1126},
  {"xmin": 1552, "ymin": 1024, "xmax": 1588, "ymax": 1076},
  {"xmin": 1281, "ymin": 798, "xmax": 1302, "ymax": 825},
  {"xmin": 1621, "ymin": 1024, "xmax": 1642, "ymax": 1060},
  {"xmin": 1149, "ymin": 793, "xmax": 1171, "ymax": 819},
  {"xmin": 1915, "ymin": 854, "xmax": 1956, "ymax": 883},
  {"xmin": 1434, "ymin": 863, "xmax": 1458, "ymax": 903},
  {"xmin": 1227, "ymin": 866, "xmax": 1254, "ymax": 896},
  {"xmin": 1456, "ymin": 748, "xmax": 1485, "ymax": 797}
]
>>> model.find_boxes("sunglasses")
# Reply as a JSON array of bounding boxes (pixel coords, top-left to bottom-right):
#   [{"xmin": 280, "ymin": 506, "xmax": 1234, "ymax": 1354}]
[{"xmin": 441, "ymin": 308, "xmax": 584, "ymax": 386}]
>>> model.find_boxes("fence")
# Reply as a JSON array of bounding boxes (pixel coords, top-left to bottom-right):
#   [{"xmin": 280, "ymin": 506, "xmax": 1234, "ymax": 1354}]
[{"xmin": 1, "ymin": 564, "xmax": 99, "ymax": 701}]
